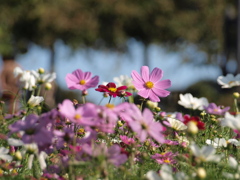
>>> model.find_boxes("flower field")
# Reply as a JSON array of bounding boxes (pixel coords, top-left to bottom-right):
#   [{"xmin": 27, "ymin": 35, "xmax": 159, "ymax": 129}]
[{"xmin": 0, "ymin": 65, "xmax": 240, "ymax": 180}]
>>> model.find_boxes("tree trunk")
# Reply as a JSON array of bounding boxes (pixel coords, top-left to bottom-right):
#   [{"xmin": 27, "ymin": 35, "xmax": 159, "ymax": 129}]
[
  {"xmin": 237, "ymin": 0, "xmax": 240, "ymax": 74},
  {"xmin": 49, "ymin": 44, "xmax": 55, "ymax": 73},
  {"xmin": 143, "ymin": 43, "xmax": 150, "ymax": 67}
]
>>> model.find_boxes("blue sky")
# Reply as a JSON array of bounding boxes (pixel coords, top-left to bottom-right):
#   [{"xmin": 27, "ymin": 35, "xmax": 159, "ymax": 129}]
[{"xmin": 0, "ymin": 39, "xmax": 222, "ymax": 103}]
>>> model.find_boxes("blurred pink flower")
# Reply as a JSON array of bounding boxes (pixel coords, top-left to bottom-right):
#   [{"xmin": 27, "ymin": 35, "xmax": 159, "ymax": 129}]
[
  {"xmin": 151, "ymin": 152, "xmax": 177, "ymax": 165},
  {"xmin": 131, "ymin": 66, "xmax": 171, "ymax": 102},
  {"xmin": 65, "ymin": 69, "xmax": 99, "ymax": 91},
  {"xmin": 204, "ymin": 103, "xmax": 230, "ymax": 116},
  {"xmin": 128, "ymin": 104, "xmax": 165, "ymax": 143},
  {"xmin": 58, "ymin": 99, "xmax": 97, "ymax": 125},
  {"xmin": 120, "ymin": 135, "xmax": 135, "ymax": 145}
]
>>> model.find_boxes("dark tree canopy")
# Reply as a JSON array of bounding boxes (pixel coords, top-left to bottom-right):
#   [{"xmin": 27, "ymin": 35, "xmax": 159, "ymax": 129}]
[{"xmin": 0, "ymin": 0, "xmax": 237, "ymax": 73}]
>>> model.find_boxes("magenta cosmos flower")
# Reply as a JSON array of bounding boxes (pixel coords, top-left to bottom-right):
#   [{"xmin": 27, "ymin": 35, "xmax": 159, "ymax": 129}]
[
  {"xmin": 95, "ymin": 82, "xmax": 132, "ymax": 97},
  {"xmin": 131, "ymin": 66, "xmax": 171, "ymax": 102},
  {"xmin": 65, "ymin": 69, "xmax": 99, "ymax": 91}
]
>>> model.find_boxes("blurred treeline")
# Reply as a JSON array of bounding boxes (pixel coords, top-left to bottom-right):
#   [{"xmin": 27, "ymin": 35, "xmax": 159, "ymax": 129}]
[{"xmin": 0, "ymin": 0, "xmax": 239, "ymax": 110}]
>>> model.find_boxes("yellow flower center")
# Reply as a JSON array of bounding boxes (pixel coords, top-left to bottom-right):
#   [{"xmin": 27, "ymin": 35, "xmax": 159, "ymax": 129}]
[
  {"xmin": 78, "ymin": 128, "xmax": 85, "ymax": 133},
  {"xmin": 145, "ymin": 81, "xmax": 154, "ymax": 89},
  {"xmin": 79, "ymin": 80, "xmax": 86, "ymax": 85},
  {"xmin": 105, "ymin": 103, "xmax": 115, "ymax": 109},
  {"xmin": 74, "ymin": 114, "xmax": 81, "ymax": 120},
  {"xmin": 108, "ymin": 87, "xmax": 117, "ymax": 92},
  {"xmin": 163, "ymin": 159, "xmax": 171, "ymax": 163}
]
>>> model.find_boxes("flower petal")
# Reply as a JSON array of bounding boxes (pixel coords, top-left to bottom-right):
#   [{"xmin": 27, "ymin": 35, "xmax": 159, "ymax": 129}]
[
  {"xmin": 131, "ymin": 70, "xmax": 144, "ymax": 83},
  {"xmin": 141, "ymin": 66, "xmax": 150, "ymax": 82},
  {"xmin": 72, "ymin": 69, "xmax": 84, "ymax": 80},
  {"xmin": 152, "ymin": 88, "xmax": 170, "ymax": 97},
  {"xmin": 150, "ymin": 68, "xmax": 163, "ymax": 83},
  {"xmin": 148, "ymin": 91, "xmax": 160, "ymax": 102},
  {"xmin": 138, "ymin": 89, "xmax": 150, "ymax": 99},
  {"xmin": 154, "ymin": 79, "xmax": 171, "ymax": 89}
]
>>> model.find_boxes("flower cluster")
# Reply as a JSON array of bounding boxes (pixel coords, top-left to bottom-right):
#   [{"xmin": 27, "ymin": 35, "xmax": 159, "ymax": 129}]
[{"xmin": 0, "ymin": 66, "xmax": 239, "ymax": 180}]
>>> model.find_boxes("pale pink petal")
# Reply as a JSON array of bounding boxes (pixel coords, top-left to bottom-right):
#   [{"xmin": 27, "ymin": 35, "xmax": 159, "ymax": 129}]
[
  {"xmin": 85, "ymin": 76, "xmax": 99, "ymax": 88},
  {"xmin": 138, "ymin": 130, "xmax": 148, "ymax": 142},
  {"xmin": 149, "ymin": 68, "xmax": 163, "ymax": 83},
  {"xmin": 65, "ymin": 74, "xmax": 79, "ymax": 89},
  {"xmin": 58, "ymin": 99, "xmax": 75, "ymax": 119},
  {"xmin": 152, "ymin": 88, "xmax": 170, "ymax": 97},
  {"xmin": 141, "ymin": 66, "xmax": 150, "ymax": 82},
  {"xmin": 133, "ymin": 82, "xmax": 145, "ymax": 90},
  {"xmin": 131, "ymin": 70, "xmax": 145, "ymax": 84},
  {"xmin": 138, "ymin": 89, "xmax": 150, "ymax": 98},
  {"xmin": 154, "ymin": 80, "xmax": 171, "ymax": 89},
  {"xmin": 84, "ymin": 72, "xmax": 92, "ymax": 80},
  {"xmin": 148, "ymin": 91, "xmax": 160, "ymax": 102},
  {"xmin": 72, "ymin": 69, "xmax": 84, "ymax": 80},
  {"xmin": 142, "ymin": 108, "xmax": 154, "ymax": 124}
]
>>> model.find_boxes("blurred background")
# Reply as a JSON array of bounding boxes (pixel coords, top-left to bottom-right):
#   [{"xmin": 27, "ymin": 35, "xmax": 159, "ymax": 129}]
[{"xmin": 0, "ymin": 0, "xmax": 239, "ymax": 112}]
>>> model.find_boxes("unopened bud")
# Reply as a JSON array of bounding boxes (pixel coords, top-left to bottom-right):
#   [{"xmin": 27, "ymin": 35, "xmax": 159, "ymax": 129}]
[
  {"xmin": 14, "ymin": 151, "xmax": 22, "ymax": 161},
  {"xmin": 117, "ymin": 121, "xmax": 123, "ymax": 127},
  {"xmin": 233, "ymin": 92, "xmax": 240, "ymax": 99},
  {"xmin": 146, "ymin": 100, "xmax": 158, "ymax": 109},
  {"xmin": 103, "ymin": 92, "xmax": 109, "ymax": 97},
  {"xmin": 45, "ymin": 83, "xmax": 52, "ymax": 90},
  {"xmin": 197, "ymin": 167, "xmax": 206, "ymax": 179},
  {"xmin": 187, "ymin": 121, "xmax": 198, "ymax": 134},
  {"xmin": 154, "ymin": 107, "xmax": 161, "ymax": 112},
  {"xmin": 38, "ymin": 68, "xmax": 45, "ymax": 74},
  {"xmin": 82, "ymin": 90, "xmax": 88, "ymax": 96}
]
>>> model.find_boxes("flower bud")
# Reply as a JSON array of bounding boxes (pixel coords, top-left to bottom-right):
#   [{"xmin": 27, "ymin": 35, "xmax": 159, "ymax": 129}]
[
  {"xmin": 14, "ymin": 151, "xmax": 22, "ymax": 161},
  {"xmin": 45, "ymin": 83, "xmax": 52, "ymax": 90},
  {"xmin": 187, "ymin": 121, "xmax": 198, "ymax": 134},
  {"xmin": 233, "ymin": 92, "xmax": 240, "ymax": 99},
  {"xmin": 197, "ymin": 167, "xmax": 206, "ymax": 179},
  {"xmin": 146, "ymin": 100, "xmax": 158, "ymax": 109},
  {"xmin": 117, "ymin": 121, "xmax": 123, "ymax": 127},
  {"xmin": 103, "ymin": 92, "xmax": 109, "ymax": 97},
  {"xmin": 38, "ymin": 68, "xmax": 45, "ymax": 74},
  {"xmin": 82, "ymin": 90, "xmax": 88, "ymax": 96}
]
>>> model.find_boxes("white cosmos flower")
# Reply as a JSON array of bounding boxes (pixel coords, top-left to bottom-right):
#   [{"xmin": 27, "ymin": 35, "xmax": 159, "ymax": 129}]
[
  {"xmin": 220, "ymin": 112, "xmax": 240, "ymax": 130},
  {"xmin": 7, "ymin": 138, "xmax": 24, "ymax": 146},
  {"xmin": 146, "ymin": 164, "xmax": 188, "ymax": 180},
  {"xmin": 206, "ymin": 138, "xmax": 227, "ymax": 148},
  {"xmin": 0, "ymin": 147, "xmax": 13, "ymax": 161},
  {"xmin": 27, "ymin": 95, "xmax": 44, "ymax": 107},
  {"xmin": 217, "ymin": 74, "xmax": 240, "ymax": 88},
  {"xmin": 23, "ymin": 143, "xmax": 48, "ymax": 170},
  {"xmin": 31, "ymin": 70, "xmax": 56, "ymax": 84},
  {"xmin": 167, "ymin": 117, "xmax": 187, "ymax": 131},
  {"xmin": 206, "ymin": 138, "xmax": 240, "ymax": 148},
  {"xmin": 227, "ymin": 139, "xmax": 240, "ymax": 146},
  {"xmin": 14, "ymin": 67, "xmax": 36, "ymax": 91},
  {"xmin": 178, "ymin": 93, "xmax": 209, "ymax": 110},
  {"xmin": 222, "ymin": 156, "xmax": 240, "ymax": 179},
  {"xmin": 190, "ymin": 143, "xmax": 222, "ymax": 162},
  {"xmin": 113, "ymin": 75, "xmax": 133, "ymax": 87}
]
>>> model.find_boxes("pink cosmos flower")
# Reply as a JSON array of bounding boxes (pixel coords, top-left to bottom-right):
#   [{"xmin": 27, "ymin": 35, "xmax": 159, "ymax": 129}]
[
  {"xmin": 127, "ymin": 104, "xmax": 165, "ymax": 143},
  {"xmin": 58, "ymin": 99, "xmax": 97, "ymax": 125},
  {"xmin": 65, "ymin": 69, "xmax": 99, "ymax": 91},
  {"xmin": 131, "ymin": 66, "xmax": 171, "ymax": 102},
  {"xmin": 120, "ymin": 135, "xmax": 135, "ymax": 145},
  {"xmin": 204, "ymin": 103, "xmax": 230, "ymax": 116},
  {"xmin": 151, "ymin": 152, "xmax": 177, "ymax": 165}
]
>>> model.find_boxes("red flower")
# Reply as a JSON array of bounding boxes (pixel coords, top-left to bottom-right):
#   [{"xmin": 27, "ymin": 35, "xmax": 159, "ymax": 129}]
[
  {"xmin": 183, "ymin": 114, "xmax": 205, "ymax": 130},
  {"xmin": 95, "ymin": 82, "xmax": 132, "ymax": 97}
]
